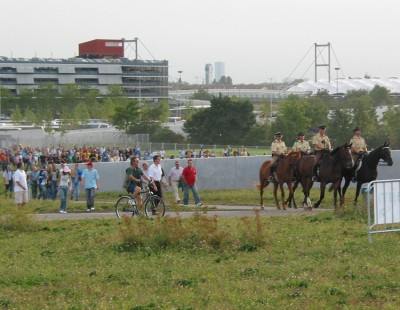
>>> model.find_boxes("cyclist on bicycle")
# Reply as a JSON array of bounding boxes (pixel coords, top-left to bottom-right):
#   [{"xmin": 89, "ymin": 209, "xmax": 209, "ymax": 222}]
[{"xmin": 126, "ymin": 156, "xmax": 151, "ymax": 207}]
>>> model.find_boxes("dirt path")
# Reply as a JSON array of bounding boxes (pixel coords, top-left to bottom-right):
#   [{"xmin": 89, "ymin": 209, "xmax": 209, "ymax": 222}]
[{"xmin": 35, "ymin": 204, "xmax": 329, "ymax": 221}]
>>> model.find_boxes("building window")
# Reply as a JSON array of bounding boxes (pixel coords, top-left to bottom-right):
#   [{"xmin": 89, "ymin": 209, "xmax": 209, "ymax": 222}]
[
  {"xmin": 75, "ymin": 67, "xmax": 99, "ymax": 74},
  {"xmin": 0, "ymin": 78, "xmax": 17, "ymax": 84},
  {"xmin": 34, "ymin": 78, "xmax": 59, "ymax": 84},
  {"xmin": 75, "ymin": 78, "xmax": 99, "ymax": 85},
  {"xmin": 34, "ymin": 67, "xmax": 59, "ymax": 74},
  {"xmin": 0, "ymin": 67, "xmax": 17, "ymax": 73}
]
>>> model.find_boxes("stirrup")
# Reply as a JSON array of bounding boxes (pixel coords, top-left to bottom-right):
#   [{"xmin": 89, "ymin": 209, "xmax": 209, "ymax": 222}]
[
  {"xmin": 267, "ymin": 176, "xmax": 273, "ymax": 182},
  {"xmin": 312, "ymin": 176, "xmax": 318, "ymax": 182}
]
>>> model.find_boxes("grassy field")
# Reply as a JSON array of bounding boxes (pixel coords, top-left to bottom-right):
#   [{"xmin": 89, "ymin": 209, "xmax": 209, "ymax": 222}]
[{"xmin": 1, "ymin": 183, "xmax": 400, "ymax": 309}]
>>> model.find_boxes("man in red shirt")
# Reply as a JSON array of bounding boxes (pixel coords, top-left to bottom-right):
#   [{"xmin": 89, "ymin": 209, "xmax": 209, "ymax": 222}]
[{"xmin": 181, "ymin": 159, "xmax": 202, "ymax": 207}]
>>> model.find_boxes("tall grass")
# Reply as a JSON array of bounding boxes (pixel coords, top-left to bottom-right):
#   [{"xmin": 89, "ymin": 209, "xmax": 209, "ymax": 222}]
[{"xmin": 118, "ymin": 209, "xmax": 266, "ymax": 253}]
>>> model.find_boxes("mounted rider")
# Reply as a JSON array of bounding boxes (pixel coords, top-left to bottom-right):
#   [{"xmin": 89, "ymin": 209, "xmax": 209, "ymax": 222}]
[
  {"xmin": 349, "ymin": 126, "xmax": 368, "ymax": 181},
  {"xmin": 312, "ymin": 125, "xmax": 332, "ymax": 181},
  {"xmin": 268, "ymin": 132, "xmax": 287, "ymax": 182},
  {"xmin": 292, "ymin": 131, "xmax": 311, "ymax": 156}
]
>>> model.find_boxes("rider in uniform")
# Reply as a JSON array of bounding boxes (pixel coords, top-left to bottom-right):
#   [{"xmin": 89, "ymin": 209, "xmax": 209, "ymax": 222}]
[
  {"xmin": 268, "ymin": 132, "xmax": 287, "ymax": 182},
  {"xmin": 312, "ymin": 125, "xmax": 332, "ymax": 181},
  {"xmin": 349, "ymin": 126, "xmax": 368, "ymax": 181},
  {"xmin": 292, "ymin": 131, "xmax": 311, "ymax": 155}
]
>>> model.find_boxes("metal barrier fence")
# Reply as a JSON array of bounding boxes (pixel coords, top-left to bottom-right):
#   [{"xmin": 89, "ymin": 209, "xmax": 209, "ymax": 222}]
[{"xmin": 367, "ymin": 179, "xmax": 400, "ymax": 243}]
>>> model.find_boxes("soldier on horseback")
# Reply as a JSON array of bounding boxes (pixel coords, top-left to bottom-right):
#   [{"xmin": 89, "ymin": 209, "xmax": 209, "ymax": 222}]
[
  {"xmin": 349, "ymin": 126, "xmax": 368, "ymax": 182},
  {"xmin": 312, "ymin": 125, "xmax": 332, "ymax": 182},
  {"xmin": 268, "ymin": 132, "xmax": 287, "ymax": 182},
  {"xmin": 292, "ymin": 131, "xmax": 311, "ymax": 156}
]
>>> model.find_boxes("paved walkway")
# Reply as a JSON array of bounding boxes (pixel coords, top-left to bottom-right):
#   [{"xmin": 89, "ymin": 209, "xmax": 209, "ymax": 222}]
[{"xmin": 35, "ymin": 204, "xmax": 329, "ymax": 221}]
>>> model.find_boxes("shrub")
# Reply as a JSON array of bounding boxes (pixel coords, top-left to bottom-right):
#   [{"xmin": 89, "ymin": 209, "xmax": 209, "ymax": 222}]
[{"xmin": 118, "ymin": 210, "xmax": 267, "ymax": 253}]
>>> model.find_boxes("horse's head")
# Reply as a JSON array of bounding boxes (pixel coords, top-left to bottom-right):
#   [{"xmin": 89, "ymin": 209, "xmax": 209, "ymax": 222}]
[
  {"xmin": 381, "ymin": 142, "xmax": 394, "ymax": 166},
  {"xmin": 286, "ymin": 151, "xmax": 302, "ymax": 163},
  {"xmin": 339, "ymin": 143, "xmax": 354, "ymax": 169}
]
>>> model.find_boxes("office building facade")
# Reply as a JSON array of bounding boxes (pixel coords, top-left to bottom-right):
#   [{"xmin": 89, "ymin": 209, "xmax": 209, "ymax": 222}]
[
  {"xmin": 214, "ymin": 61, "xmax": 225, "ymax": 81},
  {"xmin": 205, "ymin": 63, "xmax": 213, "ymax": 85},
  {"xmin": 0, "ymin": 39, "xmax": 169, "ymax": 101}
]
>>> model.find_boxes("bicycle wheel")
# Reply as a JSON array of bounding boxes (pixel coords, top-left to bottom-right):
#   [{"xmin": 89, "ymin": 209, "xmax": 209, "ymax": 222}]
[
  {"xmin": 115, "ymin": 196, "xmax": 137, "ymax": 220},
  {"xmin": 144, "ymin": 195, "xmax": 166, "ymax": 218}
]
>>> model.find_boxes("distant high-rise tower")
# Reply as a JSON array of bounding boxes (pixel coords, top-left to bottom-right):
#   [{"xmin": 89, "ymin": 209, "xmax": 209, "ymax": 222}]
[
  {"xmin": 205, "ymin": 63, "xmax": 213, "ymax": 85},
  {"xmin": 214, "ymin": 61, "xmax": 225, "ymax": 82}
]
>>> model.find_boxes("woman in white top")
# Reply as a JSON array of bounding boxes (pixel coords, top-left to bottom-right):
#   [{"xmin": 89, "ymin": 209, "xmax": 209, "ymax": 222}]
[{"xmin": 57, "ymin": 165, "xmax": 72, "ymax": 213}]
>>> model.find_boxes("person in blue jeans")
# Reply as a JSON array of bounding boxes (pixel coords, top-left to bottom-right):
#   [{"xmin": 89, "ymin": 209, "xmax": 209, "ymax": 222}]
[
  {"xmin": 49, "ymin": 163, "xmax": 59, "ymax": 200},
  {"xmin": 82, "ymin": 161, "xmax": 100, "ymax": 212},
  {"xmin": 70, "ymin": 163, "xmax": 82, "ymax": 201},
  {"xmin": 57, "ymin": 165, "xmax": 71, "ymax": 213},
  {"xmin": 181, "ymin": 159, "xmax": 202, "ymax": 207}
]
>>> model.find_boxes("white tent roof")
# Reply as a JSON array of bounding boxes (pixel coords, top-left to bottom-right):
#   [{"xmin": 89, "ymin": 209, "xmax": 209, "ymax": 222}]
[{"xmin": 287, "ymin": 77, "xmax": 400, "ymax": 95}]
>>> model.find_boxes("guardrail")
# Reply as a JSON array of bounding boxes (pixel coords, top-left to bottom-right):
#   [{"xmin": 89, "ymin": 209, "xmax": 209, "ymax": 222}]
[{"xmin": 367, "ymin": 179, "xmax": 400, "ymax": 243}]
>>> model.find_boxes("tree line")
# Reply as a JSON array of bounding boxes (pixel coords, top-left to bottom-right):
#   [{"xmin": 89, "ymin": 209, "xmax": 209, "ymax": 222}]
[{"xmin": 1, "ymin": 83, "xmax": 400, "ymax": 149}]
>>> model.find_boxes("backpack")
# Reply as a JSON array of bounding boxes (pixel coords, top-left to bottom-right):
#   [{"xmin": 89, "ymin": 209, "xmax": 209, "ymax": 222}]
[{"xmin": 122, "ymin": 167, "xmax": 132, "ymax": 190}]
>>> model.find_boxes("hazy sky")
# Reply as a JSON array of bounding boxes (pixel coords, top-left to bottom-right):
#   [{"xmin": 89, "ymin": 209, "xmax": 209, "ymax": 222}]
[{"xmin": 1, "ymin": 0, "xmax": 399, "ymax": 84}]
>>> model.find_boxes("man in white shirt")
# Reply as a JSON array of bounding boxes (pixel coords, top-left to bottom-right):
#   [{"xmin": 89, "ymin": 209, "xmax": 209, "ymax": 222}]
[
  {"xmin": 14, "ymin": 162, "xmax": 28, "ymax": 207},
  {"xmin": 168, "ymin": 161, "xmax": 184, "ymax": 203},
  {"xmin": 148, "ymin": 155, "xmax": 162, "ymax": 199}
]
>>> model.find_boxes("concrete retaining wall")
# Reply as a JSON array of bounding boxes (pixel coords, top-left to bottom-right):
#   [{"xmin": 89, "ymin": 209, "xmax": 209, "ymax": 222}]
[{"xmin": 73, "ymin": 151, "xmax": 400, "ymax": 192}]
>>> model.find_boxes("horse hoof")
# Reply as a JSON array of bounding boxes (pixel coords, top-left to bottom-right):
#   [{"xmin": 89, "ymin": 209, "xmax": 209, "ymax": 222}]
[
  {"xmin": 313, "ymin": 203, "xmax": 319, "ymax": 209},
  {"xmin": 277, "ymin": 207, "xmax": 281, "ymax": 210},
  {"xmin": 294, "ymin": 205, "xmax": 297, "ymax": 209},
  {"xmin": 261, "ymin": 206, "xmax": 265, "ymax": 210}
]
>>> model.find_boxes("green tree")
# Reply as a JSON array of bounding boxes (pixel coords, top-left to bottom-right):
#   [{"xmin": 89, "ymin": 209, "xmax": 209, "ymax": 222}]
[
  {"xmin": 327, "ymin": 108, "xmax": 353, "ymax": 146},
  {"xmin": 11, "ymin": 105, "xmax": 23, "ymax": 124},
  {"xmin": 183, "ymin": 96, "xmax": 255, "ymax": 144},
  {"xmin": 382, "ymin": 107, "xmax": 400, "ymax": 148},
  {"xmin": 190, "ymin": 88, "xmax": 213, "ymax": 101},
  {"xmin": 369, "ymin": 85, "xmax": 394, "ymax": 107},
  {"xmin": 111, "ymin": 99, "xmax": 140, "ymax": 132},
  {"xmin": 272, "ymin": 96, "xmax": 311, "ymax": 145},
  {"xmin": 24, "ymin": 108, "xmax": 37, "ymax": 125}
]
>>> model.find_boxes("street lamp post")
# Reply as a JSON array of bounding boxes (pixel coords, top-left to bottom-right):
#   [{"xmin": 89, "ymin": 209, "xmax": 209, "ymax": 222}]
[{"xmin": 334, "ymin": 67, "xmax": 340, "ymax": 94}]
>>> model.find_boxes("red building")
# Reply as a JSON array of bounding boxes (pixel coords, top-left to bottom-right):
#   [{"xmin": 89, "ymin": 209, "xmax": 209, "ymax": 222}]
[{"xmin": 79, "ymin": 39, "xmax": 124, "ymax": 59}]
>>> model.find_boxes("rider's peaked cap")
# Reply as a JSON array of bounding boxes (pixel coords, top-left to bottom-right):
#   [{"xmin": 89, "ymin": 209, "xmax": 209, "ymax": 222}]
[
  {"xmin": 274, "ymin": 131, "xmax": 282, "ymax": 136},
  {"xmin": 353, "ymin": 126, "xmax": 361, "ymax": 132},
  {"xmin": 318, "ymin": 125, "xmax": 326, "ymax": 129},
  {"xmin": 297, "ymin": 131, "xmax": 305, "ymax": 136}
]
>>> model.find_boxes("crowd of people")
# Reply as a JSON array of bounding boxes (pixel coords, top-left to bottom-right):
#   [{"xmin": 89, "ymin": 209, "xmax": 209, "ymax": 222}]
[{"xmin": 1, "ymin": 143, "xmax": 205, "ymax": 212}]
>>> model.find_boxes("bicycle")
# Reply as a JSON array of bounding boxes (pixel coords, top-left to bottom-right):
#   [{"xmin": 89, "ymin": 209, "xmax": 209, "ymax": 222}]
[{"xmin": 115, "ymin": 180, "xmax": 166, "ymax": 220}]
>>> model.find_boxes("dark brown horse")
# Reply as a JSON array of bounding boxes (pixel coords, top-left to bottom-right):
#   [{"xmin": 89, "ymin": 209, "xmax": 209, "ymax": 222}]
[
  {"xmin": 286, "ymin": 154, "xmax": 315, "ymax": 210},
  {"xmin": 314, "ymin": 143, "xmax": 354, "ymax": 208},
  {"xmin": 258, "ymin": 151, "xmax": 301, "ymax": 210},
  {"xmin": 341, "ymin": 142, "xmax": 393, "ymax": 205}
]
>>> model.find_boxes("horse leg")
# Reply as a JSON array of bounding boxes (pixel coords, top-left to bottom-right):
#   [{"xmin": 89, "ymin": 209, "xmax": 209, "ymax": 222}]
[
  {"xmin": 280, "ymin": 182, "xmax": 286, "ymax": 210},
  {"xmin": 314, "ymin": 182, "xmax": 326, "ymax": 208},
  {"xmin": 286, "ymin": 181, "xmax": 299, "ymax": 209},
  {"xmin": 273, "ymin": 183, "xmax": 280, "ymax": 210},
  {"xmin": 341, "ymin": 177, "xmax": 351, "ymax": 206},
  {"xmin": 354, "ymin": 182, "xmax": 362, "ymax": 206}
]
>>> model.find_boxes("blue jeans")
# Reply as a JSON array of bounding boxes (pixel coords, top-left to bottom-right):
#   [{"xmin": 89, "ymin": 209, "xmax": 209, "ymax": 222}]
[
  {"xmin": 183, "ymin": 184, "xmax": 201, "ymax": 205},
  {"xmin": 58, "ymin": 186, "xmax": 69, "ymax": 212},
  {"xmin": 51, "ymin": 180, "xmax": 57, "ymax": 200},
  {"xmin": 86, "ymin": 188, "xmax": 96, "ymax": 209},
  {"xmin": 71, "ymin": 180, "xmax": 80, "ymax": 200},
  {"xmin": 38, "ymin": 183, "xmax": 47, "ymax": 200}
]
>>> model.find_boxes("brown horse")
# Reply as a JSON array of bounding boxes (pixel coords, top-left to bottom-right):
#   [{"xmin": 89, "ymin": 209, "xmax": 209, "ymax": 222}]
[
  {"xmin": 314, "ymin": 143, "xmax": 354, "ymax": 208},
  {"xmin": 258, "ymin": 151, "xmax": 301, "ymax": 210},
  {"xmin": 286, "ymin": 154, "xmax": 315, "ymax": 210}
]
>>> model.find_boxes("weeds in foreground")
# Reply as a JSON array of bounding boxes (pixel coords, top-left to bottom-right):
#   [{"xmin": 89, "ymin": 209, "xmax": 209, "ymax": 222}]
[
  {"xmin": 118, "ymin": 210, "xmax": 266, "ymax": 253},
  {"xmin": 0, "ymin": 207, "xmax": 39, "ymax": 232}
]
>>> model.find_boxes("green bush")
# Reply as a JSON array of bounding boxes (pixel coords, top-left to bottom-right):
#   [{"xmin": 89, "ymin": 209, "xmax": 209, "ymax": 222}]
[{"xmin": 118, "ymin": 210, "xmax": 266, "ymax": 253}]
